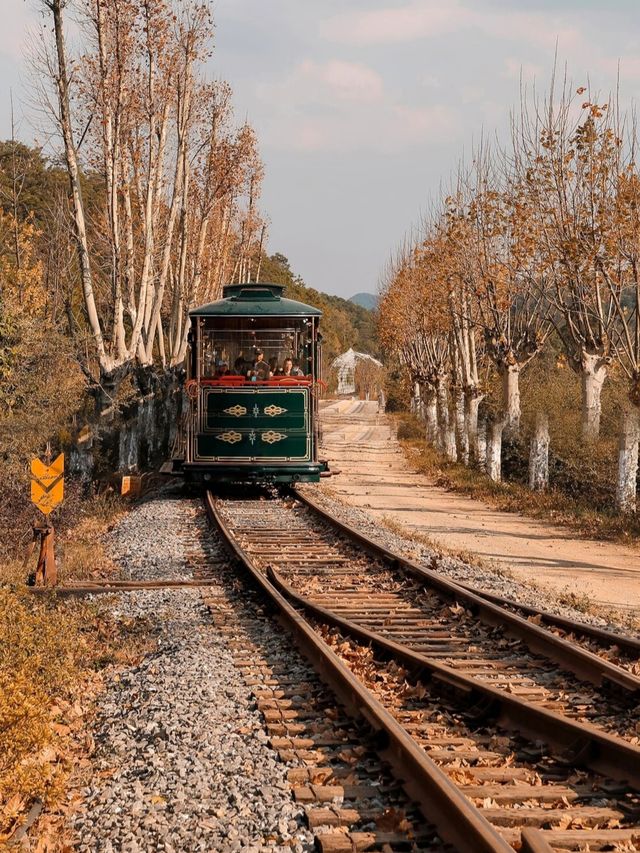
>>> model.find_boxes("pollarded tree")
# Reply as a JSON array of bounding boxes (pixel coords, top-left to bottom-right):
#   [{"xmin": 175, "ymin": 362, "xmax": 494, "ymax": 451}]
[
  {"xmin": 601, "ymin": 141, "xmax": 640, "ymax": 510},
  {"xmin": 413, "ymin": 235, "xmax": 461, "ymax": 456},
  {"xmin": 523, "ymin": 85, "xmax": 623, "ymax": 439},
  {"xmin": 439, "ymin": 192, "xmax": 485, "ymax": 458},
  {"xmin": 379, "ymin": 243, "xmax": 453, "ymax": 449},
  {"xmin": 465, "ymin": 155, "xmax": 552, "ymax": 435}
]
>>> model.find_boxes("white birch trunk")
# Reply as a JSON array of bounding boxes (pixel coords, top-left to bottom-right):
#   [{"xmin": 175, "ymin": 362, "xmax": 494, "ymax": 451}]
[
  {"xmin": 580, "ymin": 354, "xmax": 607, "ymax": 441},
  {"xmin": 529, "ymin": 412, "xmax": 550, "ymax": 491},
  {"xmin": 123, "ymin": 183, "xmax": 137, "ymax": 325},
  {"xmin": 475, "ymin": 417, "xmax": 487, "ymax": 471},
  {"xmin": 50, "ymin": 0, "xmax": 110, "ymax": 373},
  {"xmin": 411, "ymin": 381, "xmax": 422, "ymax": 418},
  {"xmin": 486, "ymin": 418, "xmax": 504, "ymax": 482},
  {"xmin": 455, "ymin": 389, "xmax": 468, "ymax": 464},
  {"xmin": 436, "ymin": 374, "xmax": 449, "ymax": 429},
  {"xmin": 425, "ymin": 389, "xmax": 438, "ymax": 443},
  {"xmin": 500, "ymin": 363, "xmax": 520, "ymax": 435},
  {"xmin": 616, "ymin": 408, "xmax": 640, "ymax": 513},
  {"xmin": 465, "ymin": 392, "xmax": 482, "ymax": 462},
  {"xmin": 436, "ymin": 375, "xmax": 450, "ymax": 454},
  {"xmin": 444, "ymin": 424, "xmax": 457, "ymax": 461}
]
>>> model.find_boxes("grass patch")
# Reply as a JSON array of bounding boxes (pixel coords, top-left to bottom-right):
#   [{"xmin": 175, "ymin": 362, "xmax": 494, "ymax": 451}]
[
  {"xmin": 394, "ymin": 412, "xmax": 640, "ymax": 546},
  {"xmin": 0, "ymin": 588, "xmax": 156, "ymax": 845},
  {"xmin": 2, "ymin": 491, "xmax": 125, "ymax": 588},
  {"xmin": 0, "ymin": 492, "xmax": 152, "ymax": 847},
  {"xmin": 56, "ymin": 491, "xmax": 124, "ymax": 582}
]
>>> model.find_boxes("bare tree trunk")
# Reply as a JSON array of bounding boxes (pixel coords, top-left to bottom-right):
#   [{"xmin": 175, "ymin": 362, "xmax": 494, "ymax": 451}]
[
  {"xmin": 486, "ymin": 417, "xmax": 505, "ymax": 482},
  {"xmin": 465, "ymin": 391, "xmax": 482, "ymax": 461},
  {"xmin": 255, "ymin": 224, "xmax": 266, "ymax": 280},
  {"xmin": 455, "ymin": 388, "xmax": 468, "ymax": 464},
  {"xmin": 435, "ymin": 374, "xmax": 449, "ymax": 424},
  {"xmin": 48, "ymin": 0, "xmax": 110, "ymax": 373},
  {"xmin": 425, "ymin": 387, "xmax": 438, "ymax": 443},
  {"xmin": 435, "ymin": 371, "xmax": 449, "ymax": 438},
  {"xmin": 580, "ymin": 353, "xmax": 607, "ymax": 441},
  {"xmin": 616, "ymin": 408, "xmax": 640, "ymax": 513},
  {"xmin": 411, "ymin": 380, "xmax": 423, "ymax": 418},
  {"xmin": 434, "ymin": 374, "xmax": 448, "ymax": 452},
  {"xmin": 475, "ymin": 417, "xmax": 487, "ymax": 471},
  {"xmin": 529, "ymin": 412, "xmax": 550, "ymax": 491},
  {"xmin": 443, "ymin": 425, "xmax": 457, "ymax": 461},
  {"xmin": 499, "ymin": 362, "xmax": 520, "ymax": 435}
]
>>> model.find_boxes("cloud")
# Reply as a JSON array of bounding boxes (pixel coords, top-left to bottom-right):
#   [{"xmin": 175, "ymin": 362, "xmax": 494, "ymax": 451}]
[
  {"xmin": 256, "ymin": 59, "xmax": 458, "ymax": 153},
  {"xmin": 322, "ymin": 1, "xmax": 583, "ymax": 52},
  {"xmin": 503, "ymin": 58, "xmax": 544, "ymax": 82},
  {"xmin": 598, "ymin": 56, "xmax": 640, "ymax": 81},
  {"xmin": 299, "ymin": 59, "xmax": 384, "ymax": 103},
  {"xmin": 322, "ymin": 2, "xmax": 468, "ymax": 44}
]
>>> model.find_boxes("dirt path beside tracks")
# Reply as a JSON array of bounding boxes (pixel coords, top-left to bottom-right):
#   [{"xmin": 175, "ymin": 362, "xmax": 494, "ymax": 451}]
[{"xmin": 319, "ymin": 399, "xmax": 640, "ymax": 615}]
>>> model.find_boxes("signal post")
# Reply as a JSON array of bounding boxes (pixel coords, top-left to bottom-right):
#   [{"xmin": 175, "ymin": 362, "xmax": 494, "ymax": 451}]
[{"xmin": 25, "ymin": 453, "xmax": 64, "ymax": 587}]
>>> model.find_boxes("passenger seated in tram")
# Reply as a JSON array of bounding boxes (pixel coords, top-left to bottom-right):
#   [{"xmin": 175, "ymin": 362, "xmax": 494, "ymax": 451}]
[
  {"xmin": 282, "ymin": 357, "xmax": 303, "ymax": 377},
  {"xmin": 230, "ymin": 356, "xmax": 245, "ymax": 376},
  {"xmin": 248, "ymin": 349, "xmax": 272, "ymax": 380},
  {"xmin": 214, "ymin": 362, "xmax": 230, "ymax": 379}
]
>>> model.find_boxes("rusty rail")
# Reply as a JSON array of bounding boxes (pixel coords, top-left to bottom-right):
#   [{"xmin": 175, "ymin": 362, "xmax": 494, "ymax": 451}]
[
  {"xmin": 293, "ymin": 488, "xmax": 640, "ymax": 696},
  {"xmin": 454, "ymin": 581, "xmax": 640, "ymax": 656},
  {"xmin": 205, "ymin": 491, "xmax": 512, "ymax": 853},
  {"xmin": 268, "ymin": 566, "xmax": 640, "ymax": 788},
  {"xmin": 28, "ymin": 579, "xmax": 221, "ymax": 596}
]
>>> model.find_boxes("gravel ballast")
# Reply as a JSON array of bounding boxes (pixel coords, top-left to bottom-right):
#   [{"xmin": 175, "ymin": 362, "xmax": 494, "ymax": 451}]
[{"xmin": 72, "ymin": 489, "xmax": 311, "ymax": 852}]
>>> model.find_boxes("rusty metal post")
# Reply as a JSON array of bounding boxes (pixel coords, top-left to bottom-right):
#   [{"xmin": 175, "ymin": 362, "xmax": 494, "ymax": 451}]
[{"xmin": 34, "ymin": 524, "xmax": 57, "ymax": 587}]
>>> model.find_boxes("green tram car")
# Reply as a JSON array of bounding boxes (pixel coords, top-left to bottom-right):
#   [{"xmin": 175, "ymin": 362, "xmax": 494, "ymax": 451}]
[{"xmin": 176, "ymin": 282, "xmax": 328, "ymax": 485}]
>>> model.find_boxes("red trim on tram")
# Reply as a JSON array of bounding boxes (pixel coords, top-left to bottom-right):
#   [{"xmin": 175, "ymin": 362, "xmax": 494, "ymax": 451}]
[{"xmin": 194, "ymin": 377, "xmax": 313, "ymax": 387}]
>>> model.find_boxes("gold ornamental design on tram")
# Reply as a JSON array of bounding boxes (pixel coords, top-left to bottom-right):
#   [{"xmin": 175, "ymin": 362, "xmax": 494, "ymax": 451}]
[
  {"xmin": 262, "ymin": 431, "xmax": 287, "ymax": 444},
  {"xmin": 216, "ymin": 431, "xmax": 243, "ymax": 444},
  {"xmin": 223, "ymin": 405, "xmax": 248, "ymax": 417},
  {"xmin": 263, "ymin": 404, "xmax": 287, "ymax": 417}
]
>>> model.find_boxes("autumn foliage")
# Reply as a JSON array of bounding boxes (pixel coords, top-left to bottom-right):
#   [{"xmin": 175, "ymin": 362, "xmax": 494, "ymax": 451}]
[
  {"xmin": 36, "ymin": 0, "xmax": 265, "ymax": 380},
  {"xmin": 380, "ymin": 75, "xmax": 640, "ymax": 511}
]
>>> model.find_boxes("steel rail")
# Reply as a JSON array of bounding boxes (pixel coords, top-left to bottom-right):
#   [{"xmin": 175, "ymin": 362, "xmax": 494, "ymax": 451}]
[
  {"xmin": 205, "ymin": 492, "xmax": 512, "ymax": 853},
  {"xmin": 268, "ymin": 566, "xmax": 640, "ymax": 789},
  {"xmin": 293, "ymin": 489, "xmax": 640, "ymax": 695},
  {"xmin": 454, "ymin": 581, "xmax": 640, "ymax": 656},
  {"xmin": 27, "ymin": 579, "xmax": 221, "ymax": 596}
]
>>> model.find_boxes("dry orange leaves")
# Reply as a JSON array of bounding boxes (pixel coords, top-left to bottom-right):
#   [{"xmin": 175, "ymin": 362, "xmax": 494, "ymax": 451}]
[{"xmin": 0, "ymin": 586, "xmax": 155, "ymax": 848}]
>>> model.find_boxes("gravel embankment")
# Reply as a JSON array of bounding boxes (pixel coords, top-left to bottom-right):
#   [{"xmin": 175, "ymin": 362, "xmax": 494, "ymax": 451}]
[
  {"xmin": 301, "ymin": 485, "xmax": 633, "ymax": 632},
  {"xmin": 72, "ymin": 488, "xmax": 311, "ymax": 853}
]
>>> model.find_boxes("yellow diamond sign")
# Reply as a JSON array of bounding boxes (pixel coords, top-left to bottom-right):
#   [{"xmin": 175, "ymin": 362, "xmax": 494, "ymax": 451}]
[{"xmin": 31, "ymin": 454, "xmax": 64, "ymax": 515}]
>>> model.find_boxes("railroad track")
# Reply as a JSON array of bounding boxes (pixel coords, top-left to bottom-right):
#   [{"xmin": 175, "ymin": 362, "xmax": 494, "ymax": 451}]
[
  {"xmin": 295, "ymin": 489, "xmax": 640, "ymax": 676},
  {"xmin": 192, "ymin": 502, "xmax": 453, "ymax": 853},
  {"xmin": 454, "ymin": 582, "xmax": 640, "ymax": 674},
  {"xmin": 207, "ymin": 490, "xmax": 640, "ymax": 852}
]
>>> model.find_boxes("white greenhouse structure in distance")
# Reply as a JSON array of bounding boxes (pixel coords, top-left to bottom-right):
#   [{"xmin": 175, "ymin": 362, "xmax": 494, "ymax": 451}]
[{"xmin": 331, "ymin": 347, "xmax": 383, "ymax": 395}]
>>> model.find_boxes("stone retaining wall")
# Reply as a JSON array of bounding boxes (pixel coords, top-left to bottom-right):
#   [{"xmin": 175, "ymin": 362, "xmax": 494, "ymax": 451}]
[{"xmin": 67, "ymin": 370, "xmax": 185, "ymax": 481}]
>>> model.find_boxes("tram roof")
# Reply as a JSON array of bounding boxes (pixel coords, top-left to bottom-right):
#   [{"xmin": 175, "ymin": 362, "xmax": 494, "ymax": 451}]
[{"xmin": 190, "ymin": 283, "xmax": 322, "ymax": 318}]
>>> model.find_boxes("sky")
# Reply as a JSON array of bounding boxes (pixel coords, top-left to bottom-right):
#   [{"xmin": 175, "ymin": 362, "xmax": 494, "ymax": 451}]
[{"xmin": 2, "ymin": 0, "xmax": 640, "ymax": 299}]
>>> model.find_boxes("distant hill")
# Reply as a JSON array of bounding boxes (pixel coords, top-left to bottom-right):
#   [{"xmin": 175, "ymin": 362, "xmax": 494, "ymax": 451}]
[{"xmin": 349, "ymin": 292, "xmax": 377, "ymax": 311}]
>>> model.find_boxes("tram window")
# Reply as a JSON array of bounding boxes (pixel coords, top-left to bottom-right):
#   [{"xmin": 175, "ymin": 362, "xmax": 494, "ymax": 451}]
[{"xmin": 199, "ymin": 319, "xmax": 314, "ymax": 378}]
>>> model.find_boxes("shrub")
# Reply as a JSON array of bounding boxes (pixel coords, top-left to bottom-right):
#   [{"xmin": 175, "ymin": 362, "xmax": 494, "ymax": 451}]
[{"xmin": 0, "ymin": 589, "xmax": 84, "ymax": 833}]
